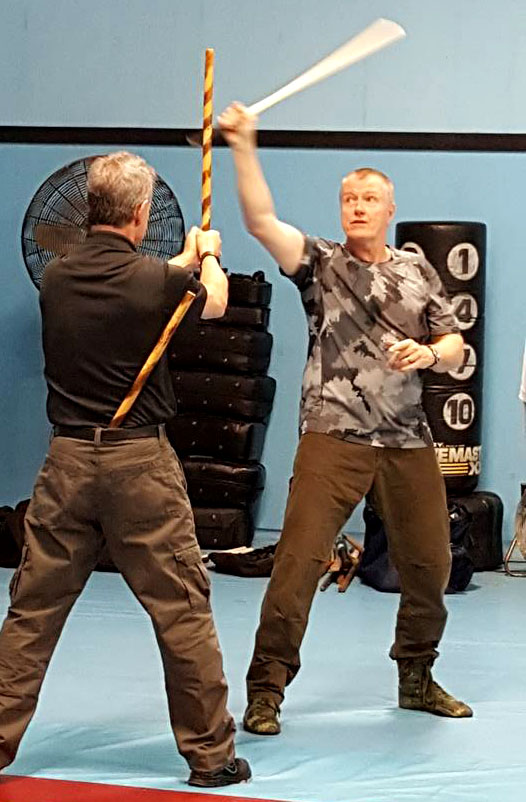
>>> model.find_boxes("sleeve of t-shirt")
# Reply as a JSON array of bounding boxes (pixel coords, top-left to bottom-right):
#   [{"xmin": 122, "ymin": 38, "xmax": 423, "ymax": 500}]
[
  {"xmin": 423, "ymin": 260, "xmax": 461, "ymax": 336},
  {"xmin": 163, "ymin": 263, "xmax": 207, "ymax": 325},
  {"xmin": 280, "ymin": 235, "xmax": 325, "ymax": 305}
]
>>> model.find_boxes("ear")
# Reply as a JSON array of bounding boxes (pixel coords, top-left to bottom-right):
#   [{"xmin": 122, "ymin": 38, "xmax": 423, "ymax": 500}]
[
  {"xmin": 388, "ymin": 203, "xmax": 396, "ymax": 224},
  {"xmin": 135, "ymin": 199, "xmax": 150, "ymax": 225}
]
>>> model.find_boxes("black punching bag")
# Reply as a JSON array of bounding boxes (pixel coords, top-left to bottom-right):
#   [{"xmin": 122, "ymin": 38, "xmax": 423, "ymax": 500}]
[{"xmin": 395, "ymin": 222, "xmax": 486, "ymax": 495}]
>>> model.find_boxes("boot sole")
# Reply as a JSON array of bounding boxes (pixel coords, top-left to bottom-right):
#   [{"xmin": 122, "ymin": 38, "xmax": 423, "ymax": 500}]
[
  {"xmin": 399, "ymin": 700, "xmax": 473, "ymax": 718},
  {"xmin": 243, "ymin": 720, "xmax": 281, "ymax": 735},
  {"xmin": 189, "ymin": 776, "xmax": 251, "ymax": 788}
]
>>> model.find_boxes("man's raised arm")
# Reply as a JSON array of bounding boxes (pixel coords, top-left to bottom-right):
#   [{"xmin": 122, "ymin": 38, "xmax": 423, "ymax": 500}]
[{"xmin": 218, "ymin": 102, "xmax": 304, "ymax": 276}]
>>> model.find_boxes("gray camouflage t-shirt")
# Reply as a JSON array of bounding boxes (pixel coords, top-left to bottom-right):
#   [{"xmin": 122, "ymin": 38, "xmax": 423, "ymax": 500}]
[{"xmin": 286, "ymin": 237, "xmax": 460, "ymax": 448}]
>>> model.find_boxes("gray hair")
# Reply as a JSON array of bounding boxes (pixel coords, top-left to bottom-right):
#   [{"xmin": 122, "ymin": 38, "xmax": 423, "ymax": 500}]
[
  {"xmin": 87, "ymin": 151, "xmax": 156, "ymax": 227},
  {"xmin": 340, "ymin": 167, "xmax": 394, "ymax": 203}
]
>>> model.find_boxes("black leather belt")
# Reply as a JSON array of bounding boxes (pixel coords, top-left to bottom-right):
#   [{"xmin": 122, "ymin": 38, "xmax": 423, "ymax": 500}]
[{"xmin": 53, "ymin": 424, "xmax": 163, "ymax": 442}]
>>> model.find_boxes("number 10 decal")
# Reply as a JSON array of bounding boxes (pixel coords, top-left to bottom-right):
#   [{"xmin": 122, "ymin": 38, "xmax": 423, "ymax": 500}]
[{"xmin": 443, "ymin": 392, "xmax": 475, "ymax": 430}]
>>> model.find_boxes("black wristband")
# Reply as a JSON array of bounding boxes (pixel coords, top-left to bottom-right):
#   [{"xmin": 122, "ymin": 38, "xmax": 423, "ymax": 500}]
[
  {"xmin": 199, "ymin": 251, "xmax": 220, "ymax": 265},
  {"xmin": 427, "ymin": 345, "xmax": 440, "ymax": 367}
]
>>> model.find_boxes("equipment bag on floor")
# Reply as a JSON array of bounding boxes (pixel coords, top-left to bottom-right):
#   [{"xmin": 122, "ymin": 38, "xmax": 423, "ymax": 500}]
[
  {"xmin": 359, "ymin": 501, "xmax": 475, "ymax": 593},
  {"xmin": 208, "ymin": 544, "xmax": 276, "ymax": 577},
  {"xmin": 450, "ymin": 491, "xmax": 503, "ymax": 570},
  {"xmin": 0, "ymin": 504, "xmax": 18, "ymax": 568}
]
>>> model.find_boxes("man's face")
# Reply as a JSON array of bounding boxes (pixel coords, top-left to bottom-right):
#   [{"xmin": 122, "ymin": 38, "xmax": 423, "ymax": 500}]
[{"xmin": 340, "ymin": 173, "xmax": 395, "ymax": 247}]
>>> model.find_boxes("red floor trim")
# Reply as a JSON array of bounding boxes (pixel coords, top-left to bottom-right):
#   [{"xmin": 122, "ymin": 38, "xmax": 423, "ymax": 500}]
[{"xmin": 0, "ymin": 775, "xmax": 283, "ymax": 802}]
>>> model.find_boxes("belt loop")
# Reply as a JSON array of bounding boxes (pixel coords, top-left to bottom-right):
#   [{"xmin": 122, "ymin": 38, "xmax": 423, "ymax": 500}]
[
  {"xmin": 94, "ymin": 427, "xmax": 102, "ymax": 446},
  {"xmin": 159, "ymin": 423, "xmax": 167, "ymax": 441}
]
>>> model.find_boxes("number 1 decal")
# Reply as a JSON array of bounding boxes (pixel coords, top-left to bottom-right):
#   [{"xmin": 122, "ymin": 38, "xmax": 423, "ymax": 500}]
[{"xmin": 447, "ymin": 243, "xmax": 479, "ymax": 281}]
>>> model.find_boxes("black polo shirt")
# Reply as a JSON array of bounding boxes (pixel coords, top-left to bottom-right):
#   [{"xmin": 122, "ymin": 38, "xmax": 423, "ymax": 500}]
[{"xmin": 40, "ymin": 231, "xmax": 206, "ymax": 427}]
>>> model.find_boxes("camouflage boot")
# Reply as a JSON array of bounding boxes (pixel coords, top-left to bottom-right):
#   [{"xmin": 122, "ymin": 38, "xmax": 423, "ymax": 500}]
[
  {"xmin": 397, "ymin": 657, "xmax": 473, "ymax": 718},
  {"xmin": 243, "ymin": 697, "xmax": 281, "ymax": 735}
]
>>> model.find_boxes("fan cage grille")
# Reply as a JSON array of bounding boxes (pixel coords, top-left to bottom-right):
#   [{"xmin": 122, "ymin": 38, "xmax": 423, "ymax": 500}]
[{"xmin": 21, "ymin": 156, "xmax": 185, "ymax": 289}]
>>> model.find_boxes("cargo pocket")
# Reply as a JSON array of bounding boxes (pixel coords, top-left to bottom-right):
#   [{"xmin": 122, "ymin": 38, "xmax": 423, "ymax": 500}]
[
  {"xmin": 173, "ymin": 544, "xmax": 211, "ymax": 610},
  {"xmin": 9, "ymin": 543, "xmax": 30, "ymax": 602}
]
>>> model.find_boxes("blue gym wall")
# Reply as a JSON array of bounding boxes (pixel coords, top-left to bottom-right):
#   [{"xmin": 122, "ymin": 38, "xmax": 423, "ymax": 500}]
[{"xmin": 1, "ymin": 1, "xmax": 526, "ymax": 540}]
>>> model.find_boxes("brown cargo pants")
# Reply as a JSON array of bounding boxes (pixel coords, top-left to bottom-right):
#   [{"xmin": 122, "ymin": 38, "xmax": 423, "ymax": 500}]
[
  {"xmin": 247, "ymin": 432, "xmax": 452, "ymax": 706},
  {"xmin": 0, "ymin": 427, "xmax": 235, "ymax": 773}
]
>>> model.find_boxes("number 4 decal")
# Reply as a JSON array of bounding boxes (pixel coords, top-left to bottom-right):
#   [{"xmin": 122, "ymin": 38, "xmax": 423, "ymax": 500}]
[{"xmin": 453, "ymin": 293, "xmax": 478, "ymax": 330}]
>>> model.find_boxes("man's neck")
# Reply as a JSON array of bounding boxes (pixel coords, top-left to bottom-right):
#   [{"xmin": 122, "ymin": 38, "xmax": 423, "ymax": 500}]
[
  {"xmin": 345, "ymin": 240, "xmax": 390, "ymax": 264},
  {"xmin": 90, "ymin": 224, "xmax": 137, "ymax": 245}
]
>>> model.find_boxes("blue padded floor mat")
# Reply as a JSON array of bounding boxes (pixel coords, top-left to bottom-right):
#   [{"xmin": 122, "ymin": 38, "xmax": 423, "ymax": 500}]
[{"xmin": 0, "ymin": 556, "xmax": 524, "ymax": 802}]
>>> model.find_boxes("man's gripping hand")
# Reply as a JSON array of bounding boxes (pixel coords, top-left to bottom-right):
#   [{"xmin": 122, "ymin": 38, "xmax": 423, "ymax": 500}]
[
  {"xmin": 168, "ymin": 226, "xmax": 199, "ymax": 270},
  {"xmin": 218, "ymin": 102, "xmax": 258, "ymax": 150},
  {"xmin": 387, "ymin": 339, "xmax": 436, "ymax": 372},
  {"xmin": 196, "ymin": 229, "xmax": 222, "ymax": 266}
]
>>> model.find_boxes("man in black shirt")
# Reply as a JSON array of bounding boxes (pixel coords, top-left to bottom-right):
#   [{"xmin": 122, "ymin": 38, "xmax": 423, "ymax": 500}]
[{"xmin": 0, "ymin": 151, "xmax": 250, "ymax": 788}]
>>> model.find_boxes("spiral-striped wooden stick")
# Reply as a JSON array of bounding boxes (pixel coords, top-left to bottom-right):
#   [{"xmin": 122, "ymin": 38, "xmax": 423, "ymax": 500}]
[
  {"xmin": 201, "ymin": 48, "xmax": 214, "ymax": 231},
  {"xmin": 107, "ymin": 54, "xmax": 217, "ymax": 427}
]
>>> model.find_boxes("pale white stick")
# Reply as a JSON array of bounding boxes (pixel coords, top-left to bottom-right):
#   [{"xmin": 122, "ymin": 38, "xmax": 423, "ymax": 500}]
[{"xmin": 247, "ymin": 18, "xmax": 406, "ymax": 117}]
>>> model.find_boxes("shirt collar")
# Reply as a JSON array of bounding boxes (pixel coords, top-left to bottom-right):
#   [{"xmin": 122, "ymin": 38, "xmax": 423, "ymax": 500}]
[{"xmin": 86, "ymin": 230, "xmax": 137, "ymax": 252}]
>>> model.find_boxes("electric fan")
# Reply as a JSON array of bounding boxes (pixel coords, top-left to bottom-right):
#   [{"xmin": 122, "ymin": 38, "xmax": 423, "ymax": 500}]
[{"xmin": 21, "ymin": 156, "xmax": 185, "ymax": 289}]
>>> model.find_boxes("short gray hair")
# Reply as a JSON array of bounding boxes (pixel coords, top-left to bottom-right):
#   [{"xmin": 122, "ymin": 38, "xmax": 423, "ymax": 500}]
[
  {"xmin": 341, "ymin": 167, "xmax": 394, "ymax": 203},
  {"xmin": 87, "ymin": 151, "xmax": 156, "ymax": 227}
]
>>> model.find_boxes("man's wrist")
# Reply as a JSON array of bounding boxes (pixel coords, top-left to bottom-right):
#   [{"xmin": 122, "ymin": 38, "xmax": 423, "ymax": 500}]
[
  {"xmin": 427, "ymin": 344, "xmax": 440, "ymax": 367},
  {"xmin": 168, "ymin": 254, "xmax": 194, "ymax": 269},
  {"xmin": 199, "ymin": 251, "xmax": 220, "ymax": 266}
]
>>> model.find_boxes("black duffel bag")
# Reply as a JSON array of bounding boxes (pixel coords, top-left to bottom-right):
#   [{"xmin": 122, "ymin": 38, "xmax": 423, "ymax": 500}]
[
  {"xmin": 0, "ymin": 504, "xmax": 18, "ymax": 568},
  {"xmin": 358, "ymin": 501, "xmax": 474, "ymax": 594}
]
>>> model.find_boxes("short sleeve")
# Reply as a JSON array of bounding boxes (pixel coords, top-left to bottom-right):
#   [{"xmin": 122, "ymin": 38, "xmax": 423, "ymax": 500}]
[
  {"xmin": 164, "ymin": 264, "xmax": 207, "ymax": 324},
  {"xmin": 423, "ymin": 261, "xmax": 460, "ymax": 335},
  {"xmin": 280, "ymin": 236, "xmax": 321, "ymax": 290}
]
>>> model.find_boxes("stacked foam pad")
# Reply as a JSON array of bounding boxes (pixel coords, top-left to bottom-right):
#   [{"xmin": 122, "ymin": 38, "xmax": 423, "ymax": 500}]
[{"xmin": 167, "ymin": 272, "xmax": 276, "ymax": 549}]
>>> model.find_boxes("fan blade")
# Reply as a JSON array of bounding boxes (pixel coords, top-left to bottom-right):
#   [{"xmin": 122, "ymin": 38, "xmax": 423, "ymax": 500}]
[{"xmin": 34, "ymin": 223, "xmax": 86, "ymax": 255}]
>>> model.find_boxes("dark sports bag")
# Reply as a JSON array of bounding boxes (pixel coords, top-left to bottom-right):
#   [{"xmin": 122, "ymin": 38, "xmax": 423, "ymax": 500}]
[
  {"xmin": 358, "ymin": 501, "xmax": 475, "ymax": 594},
  {"xmin": 451, "ymin": 491, "xmax": 503, "ymax": 570},
  {"xmin": 0, "ymin": 504, "xmax": 19, "ymax": 568},
  {"xmin": 207, "ymin": 544, "xmax": 276, "ymax": 577}
]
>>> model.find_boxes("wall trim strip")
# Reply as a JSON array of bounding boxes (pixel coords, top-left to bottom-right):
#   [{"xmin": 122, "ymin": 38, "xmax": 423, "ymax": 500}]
[{"xmin": 1, "ymin": 127, "xmax": 526, "ymax": 151}]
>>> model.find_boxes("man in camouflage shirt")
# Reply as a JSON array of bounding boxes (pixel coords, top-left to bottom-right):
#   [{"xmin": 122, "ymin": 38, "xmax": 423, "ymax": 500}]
[{"xmin": 219, "ymin": 103, "xmax": 473, "ymax": 735}]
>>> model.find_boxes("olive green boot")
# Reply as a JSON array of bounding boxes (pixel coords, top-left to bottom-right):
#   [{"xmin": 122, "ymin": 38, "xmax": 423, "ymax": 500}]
[
  {"xmin": 243, "ymin": 697, "xmax": 281, "ymax": 735},
  {"xmin": 398, "ymin": 657, "xmax": 473, "ymax": 718}
]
